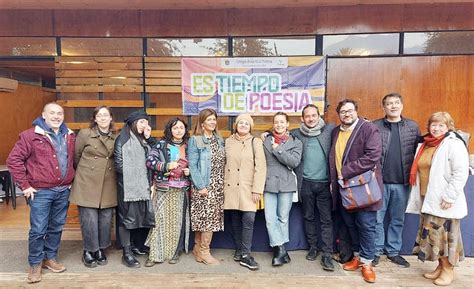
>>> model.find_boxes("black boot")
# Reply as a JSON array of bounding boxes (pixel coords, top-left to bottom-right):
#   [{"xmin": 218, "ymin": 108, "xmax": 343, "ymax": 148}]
[
  {"xmin": 95, "ymin": 249, "xmax": 108, "ymax": 266},
  {"xmin": 272, "ymin": 246, "xmax": 284, "ymax": 266},
  {"xmin": 280, "ymin": 245, "xmax": 291, "ymax": 264},
  {"xmin": 122, "ymin": 246, "xmax": 140, "ymax": 268},
  {"xmin": 131, "ymin": 246, "xmax": 148, "ymax": 256},
  {"xmin": 82, "ymin": 251, "xmax": 97, "ymax": 268}
]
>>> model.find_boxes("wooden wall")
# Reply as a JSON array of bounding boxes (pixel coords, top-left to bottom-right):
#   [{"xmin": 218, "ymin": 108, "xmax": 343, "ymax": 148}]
[
  {"xmin": 326, "ymin": 55, "xmax": 474, "ymax": 150},
  {"xmin": 0, "ymin": 3, "xmax": 473, "ymax": 37},
  {"xmin": 0, "ymin": 84, "xmax": 56, "ymax": 163}
]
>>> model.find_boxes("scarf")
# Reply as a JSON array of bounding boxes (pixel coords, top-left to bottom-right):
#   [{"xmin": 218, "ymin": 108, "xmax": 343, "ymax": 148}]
[
  {"xmin": 409, "ymin": 133, "xmax": 446, "ymax": 186},
  {"xmin": 299, "ymin": 118, "xmax": 326, "ymax": 137},
  {"xmin": 273, "ymin": 131, "xmax": 289, "ymax": 145},
  {"xmin": 122, "ymin": 132, "xmax": 151, "ymax": 202}
]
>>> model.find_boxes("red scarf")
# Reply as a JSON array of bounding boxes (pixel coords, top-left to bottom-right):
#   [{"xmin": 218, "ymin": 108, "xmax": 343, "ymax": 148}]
[
  {"xmin": 273, "ymin": 131, "xmax": 289, "ymax": 145},
  {"xmin": 408, "ymin": 134, "xmax": 446, "ymax": 186}
]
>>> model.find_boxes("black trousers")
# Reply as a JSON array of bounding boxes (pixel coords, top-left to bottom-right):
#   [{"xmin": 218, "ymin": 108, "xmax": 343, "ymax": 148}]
[
  {"xmin": 230, "ymin": 210, "xmax": 256, "ymax": 256},
  {"xmin": 300, "ymin": 179, "xmax": 333, "ymax": 254}
]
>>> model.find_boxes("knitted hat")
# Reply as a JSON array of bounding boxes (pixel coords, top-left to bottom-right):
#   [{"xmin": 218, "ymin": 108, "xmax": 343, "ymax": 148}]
[
  {"xmin": 234, "ymin": 113, "xmax": 254, "ymax": 132},
  {"xmin": 124, "ymin": 110, "xmax": 150, "ymax": 125}
]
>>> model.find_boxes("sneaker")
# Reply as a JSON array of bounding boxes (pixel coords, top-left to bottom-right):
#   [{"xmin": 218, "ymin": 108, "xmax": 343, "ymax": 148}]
[
  {"xmin": 42, "ymin": 259, "xmax": 66, "ymax": 273},
  {"xmin": 306, "ymin": 248, "xmax": 319, "ymax": 261},
  {"xmin": 239, "ymin": 255, "xmax": 259, "ymax": 271},
  {"xmin": 27, "ymin": 264, "xmax": 42, "ymax": 283},
  {"xmin": 321, "ymin": 254, "xmax": 335, "ymax": 271},
  {"xmin": 233, "ymin": 249, "xmax": 242, "ymax": 262},
  {"xmin": 372, "ymin": 255, "xmax": 380, "ymax": 267},
  {"xmin": 388, "ymin": 255, "xmax": 410, "ymax": 268}
]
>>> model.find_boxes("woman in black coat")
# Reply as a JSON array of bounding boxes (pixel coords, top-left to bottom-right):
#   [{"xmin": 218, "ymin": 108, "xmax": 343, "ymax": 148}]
[{"xmin": 114, "ymin": 110, "xmax": 156, "ymax": 268}]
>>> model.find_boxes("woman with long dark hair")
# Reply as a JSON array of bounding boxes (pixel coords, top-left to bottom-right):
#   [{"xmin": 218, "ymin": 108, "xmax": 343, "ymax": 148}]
[
  {"xmin": 145, "ymin": 118, "xmax": 191, "ymax": 266},
  {"xmin": 114, "ymin": 110, "xmax": 156, "ymax": 268},
  {"xmin": 70, "ymin": 106, "xmax": 117, "ymax": 268}
]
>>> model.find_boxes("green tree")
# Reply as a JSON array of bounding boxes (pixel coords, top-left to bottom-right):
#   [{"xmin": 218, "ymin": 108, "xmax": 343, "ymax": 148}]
[
  {"xmin": 424, "ymin": 32, "xmax": 474, "ymax": 54},
  {"xmin": 208, "ymin": 38, "xmax": 274, "ymax": 56}
]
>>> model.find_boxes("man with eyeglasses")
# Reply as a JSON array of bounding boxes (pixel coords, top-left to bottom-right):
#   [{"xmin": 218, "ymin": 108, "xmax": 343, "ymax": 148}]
[
  {"xmin": 328, "ymin": 99, "xmax": 383, "ymax": 283},
  {"xmin": 372, "ymin": 93, "xmax": 420, "ymax": 268}
]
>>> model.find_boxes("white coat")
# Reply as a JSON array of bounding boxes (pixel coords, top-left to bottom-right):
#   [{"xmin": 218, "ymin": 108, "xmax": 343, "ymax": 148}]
[{"xmin": 406, "ymin": 132, "xmax": 469, "ymax": 219}]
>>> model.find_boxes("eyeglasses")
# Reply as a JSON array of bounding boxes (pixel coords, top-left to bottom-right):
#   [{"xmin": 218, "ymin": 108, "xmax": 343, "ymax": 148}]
[{"xmin": 339, "ymin": 109, "xmax": 355, "ymax": 115}]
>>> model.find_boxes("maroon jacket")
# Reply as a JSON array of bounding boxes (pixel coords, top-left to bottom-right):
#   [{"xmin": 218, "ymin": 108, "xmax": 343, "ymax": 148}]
[
  {"xmin": 329, "ymin": 118, "xmax": 383, "ymax": 211},
  {"xmin": 7, "ymin": 126, "xmax": 75, "ymax": 190}
]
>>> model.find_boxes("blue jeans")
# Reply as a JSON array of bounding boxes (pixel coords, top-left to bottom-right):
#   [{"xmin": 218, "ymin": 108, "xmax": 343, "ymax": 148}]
[
  {"xmin": 375, "ymin": 184, "xmax": 410, "ymax": 257},
  {"xmin": 264, "ymin": 191, "xmax": 293, "ymax": 247},
  {"xmin": 28, "ymin": 188, "xmax": 70, "ymax": 266},
  {"xmin": 340, "ymin": 207, "xmax": 377, "ymax": 264}
]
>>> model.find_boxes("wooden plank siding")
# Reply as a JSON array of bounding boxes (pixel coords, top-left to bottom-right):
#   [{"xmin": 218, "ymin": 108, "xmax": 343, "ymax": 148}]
[{"xmin": 55, "ymin": 56, "xmax": 144, "ymax": 93}]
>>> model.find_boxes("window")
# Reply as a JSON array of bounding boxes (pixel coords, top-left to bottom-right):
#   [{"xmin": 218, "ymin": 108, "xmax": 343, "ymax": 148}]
[
  {"xmin": 232, "ymin": 36, "xmax": 315, "ymax": 56},
  {"xmin": 61, "ymin": 38, "xmax": 142, "ymax": 56},
  {"xmin": 0, "ymin": 37, "xmax": 57, "ymax": 56},
  {"xmin": 404, "ymin": 31, "xmax": 474, "ymax": 54},
  {"xmin": 148, "ymin": 38, "xmax": 228, "ymax": 56},
  {"xmin": 323, "ymin": 33, "xmax": 399, "ymax": 56}
]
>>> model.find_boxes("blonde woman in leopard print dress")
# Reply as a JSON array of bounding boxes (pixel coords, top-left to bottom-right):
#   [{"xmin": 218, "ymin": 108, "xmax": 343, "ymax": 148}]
[{"xmin": 188, "ymin": 109, "xmax": 225, "ymax": 265}]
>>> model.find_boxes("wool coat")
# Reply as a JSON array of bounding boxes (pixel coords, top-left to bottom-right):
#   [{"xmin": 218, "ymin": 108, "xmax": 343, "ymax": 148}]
[
  {"xmin": 224, "ymin": 134, "xmax": 267, "ymax": 212},
  {"xmin": 328, "ymin": 118, "xmax": 383, "ymax": 211},
  {"xmin": 262, "ymin": 133, "xmax": 303, "ymax": 193},
  {"xmin": 70, "ymin": 128, "xmax": 118, "ymax": 208}
]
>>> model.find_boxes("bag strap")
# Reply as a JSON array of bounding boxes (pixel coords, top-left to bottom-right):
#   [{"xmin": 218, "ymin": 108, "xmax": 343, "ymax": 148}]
[
  {"xmin": 251, "ymin": 137, "xmax": 256, "ymax": 167},
  {"xmin": 341, "ymin": 119, "xmax": 367, "ymax": 166}
]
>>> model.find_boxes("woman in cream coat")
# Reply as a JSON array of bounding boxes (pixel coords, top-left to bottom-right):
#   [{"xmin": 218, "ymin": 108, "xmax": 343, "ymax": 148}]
[
  {"xmin": 406, "ymin": 112, "xmax": 469, "ymax": 287},
  {"xmin": 224, "ymin": 114, "xmax": 266, "ymax": 271}
]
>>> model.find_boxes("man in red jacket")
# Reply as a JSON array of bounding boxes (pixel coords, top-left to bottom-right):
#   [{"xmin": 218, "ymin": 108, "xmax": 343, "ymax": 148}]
[{"xmin": 7, "ymin": 103, "xmax": 75, "ymax": 284}]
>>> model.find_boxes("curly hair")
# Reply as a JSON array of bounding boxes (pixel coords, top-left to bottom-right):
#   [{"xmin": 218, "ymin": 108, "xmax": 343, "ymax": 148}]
[{"xmin": 164, "ymin": 118, "xmax": 189, "ymax": 143}]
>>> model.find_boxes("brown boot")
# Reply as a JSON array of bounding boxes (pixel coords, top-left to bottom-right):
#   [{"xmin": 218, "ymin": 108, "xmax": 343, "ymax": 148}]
[
  {"xmin": 198, "ymin": 232, "xmax": 220, "ymax": 265},
  {"xmin": 343, "ymin": 256, "xmax": 361, "ymax": 271},
  {"xmin": 434, "ymin": 257, "xmax": 454, "ymax": 286},
  {"xmin": 424, "ymin": 258, "xmax": 442, "ymax": 280},
  {"xmin": 27, "ymin": 264, "xmax": 42, "ymax": 283},
  {"xmin": 361, "ymin": 264, "xmax": 376, "ymax": 283},
  {"xmin": 42, "ymin": 259, "xmax": 66, "ymax": 273},
  {"xmin": 192, "ymin": 231, "xmax": 202, "ymax": 262}
]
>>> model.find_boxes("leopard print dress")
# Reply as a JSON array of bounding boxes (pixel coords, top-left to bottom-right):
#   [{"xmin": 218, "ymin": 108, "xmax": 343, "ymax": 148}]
[{"xmin": 190, "ymin": 136, "xmax": 225, "ymax": 232}]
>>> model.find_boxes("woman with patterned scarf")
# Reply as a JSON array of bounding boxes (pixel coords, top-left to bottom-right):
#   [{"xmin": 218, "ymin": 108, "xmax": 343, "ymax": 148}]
[
  {"xmin": 406, "ymin": 112, "xmax": 469, "ymax": 286},
  {"xmin": 144, "ymin": 118, "xmax": 191, "ymax": 267},
  {"xmin": 114, "ymin": 110, "xmax": 156, "ymax": 268},
  {"xmin": 262, "ymin": 112, "xmax": 302, "ymax": 266}
]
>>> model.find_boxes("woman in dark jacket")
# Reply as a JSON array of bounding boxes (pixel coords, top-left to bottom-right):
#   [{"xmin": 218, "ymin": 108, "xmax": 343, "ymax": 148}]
[
  {"xmin": 263, "ymin": 112, "xmax": 303, "ymax": 266},
  {"xmin": 114, "ymin": 110, "xmax": 156, "ymax": 268},
  {"xmin": 70, "ymin": 106, "xmax": 118, "ymax": 268},
  {"xmin": 145, "ymin": 118, "xmax": 191, "ymax": 266}
]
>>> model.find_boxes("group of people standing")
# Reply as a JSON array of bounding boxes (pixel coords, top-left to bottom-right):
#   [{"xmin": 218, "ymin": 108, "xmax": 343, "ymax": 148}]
[{"xmin": 7, "ymin": 92, "xmax": 470, "ymax": 286}]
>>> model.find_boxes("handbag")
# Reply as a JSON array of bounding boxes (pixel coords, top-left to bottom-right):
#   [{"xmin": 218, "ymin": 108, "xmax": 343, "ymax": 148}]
[
  {"xmin": 338, "ymin": 169, "xmax": 382, "ymax": 210},
  {"xmin": 169, "ymin": 158, "xmax": 188, "ymax": 179},
  {"xmin": 337, "ymin": 120, "xmax": 382, "ymax": 210}
]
